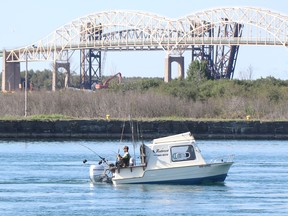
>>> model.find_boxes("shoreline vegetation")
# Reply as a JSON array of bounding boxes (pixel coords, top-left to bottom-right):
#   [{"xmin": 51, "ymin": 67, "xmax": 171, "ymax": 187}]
[
  {"xmin": 1, "ymin": 76, "xmax": 288, "ymax": 120},
  {"xmin": 1, "ymin": 70, "xmax": 288, "ymax": 139}
]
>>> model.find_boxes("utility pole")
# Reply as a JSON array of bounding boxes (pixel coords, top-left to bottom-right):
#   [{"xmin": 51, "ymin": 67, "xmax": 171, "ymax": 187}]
[{"xmin": 25, "ymin": 53, "xmax": 28, "ymax": 117}]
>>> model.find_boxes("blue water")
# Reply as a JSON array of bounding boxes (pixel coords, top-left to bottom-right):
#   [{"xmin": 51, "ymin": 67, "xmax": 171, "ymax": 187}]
[{"xmin": 0, "ymin": 139, "xmax": 287, "ymax": 216}]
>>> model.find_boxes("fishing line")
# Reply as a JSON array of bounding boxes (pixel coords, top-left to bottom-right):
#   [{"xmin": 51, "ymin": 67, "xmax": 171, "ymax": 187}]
[
  {"xmin": 78, "ymin": 143, "xmax": 108, "ymax": 165},
  {"xmin": 120, "ymin": 120, "xmax": 125, "ymax": 142}
]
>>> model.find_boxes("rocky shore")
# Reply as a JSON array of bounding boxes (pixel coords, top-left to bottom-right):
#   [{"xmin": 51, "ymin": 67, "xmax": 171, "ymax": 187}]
[{"xmin": 1, "ymin": 119, "xmax": 288, "ymax": 140}]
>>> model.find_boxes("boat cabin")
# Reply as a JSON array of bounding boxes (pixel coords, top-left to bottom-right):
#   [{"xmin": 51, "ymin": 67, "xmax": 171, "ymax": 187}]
[{"xmin": 143, "ymin": 132, "xmax": 206, "ymax": 169}]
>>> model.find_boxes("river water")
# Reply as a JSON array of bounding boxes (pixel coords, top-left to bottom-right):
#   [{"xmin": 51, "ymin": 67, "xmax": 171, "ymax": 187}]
[{"xmin": 0, "ymin": 138, "xmax": 287, "ymax": 216}]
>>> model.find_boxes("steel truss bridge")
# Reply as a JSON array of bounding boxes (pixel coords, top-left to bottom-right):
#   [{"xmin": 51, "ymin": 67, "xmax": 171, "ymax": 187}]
[{"xmin": 2, "ymin": 7, "xmax": 288, "ymax": 91}]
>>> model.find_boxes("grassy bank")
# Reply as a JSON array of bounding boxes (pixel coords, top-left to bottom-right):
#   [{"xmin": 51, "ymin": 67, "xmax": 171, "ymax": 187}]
[{"xmin": 1, "ymin": 77, "xmax": 288, "ymax": 121}]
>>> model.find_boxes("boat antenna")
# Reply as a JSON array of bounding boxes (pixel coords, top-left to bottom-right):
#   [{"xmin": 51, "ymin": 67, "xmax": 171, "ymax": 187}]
[
  {"xmin": 136, "ymin": 121, "xmax": 140, "ymax": 142},
  {"xmin": 137, "ymin": 120, "xmax": 144, "ymax": 145},
  {"xmin": 129, "ymin": 115, "xmax": 136, "ymax": 164},
  {"xmin": 120, "ymin": 120, "xmax": 125, "ymax": 142}
]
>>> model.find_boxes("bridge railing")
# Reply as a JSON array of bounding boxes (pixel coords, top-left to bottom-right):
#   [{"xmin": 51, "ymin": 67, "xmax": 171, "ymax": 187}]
[{"xmin": 4, "ymin": 35, "xmax": 286, "ymax": 63}]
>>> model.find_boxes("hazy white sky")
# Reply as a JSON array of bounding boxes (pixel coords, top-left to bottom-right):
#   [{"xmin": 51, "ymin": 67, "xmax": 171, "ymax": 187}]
[{"xmin": 1, "ymin": 0, "xmax": 288, "ymax": 79}]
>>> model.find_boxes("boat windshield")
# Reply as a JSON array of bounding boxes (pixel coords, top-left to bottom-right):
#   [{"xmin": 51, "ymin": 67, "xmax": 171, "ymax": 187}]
[{"xmin": 171, "ymin": 145, "xmax": 196, "ymax": 162}]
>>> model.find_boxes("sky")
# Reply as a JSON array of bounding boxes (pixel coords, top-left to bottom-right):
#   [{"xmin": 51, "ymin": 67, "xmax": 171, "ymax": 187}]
[{"xmin": 1, "ymin": 0, "xmax": 288, "ymax": 80}]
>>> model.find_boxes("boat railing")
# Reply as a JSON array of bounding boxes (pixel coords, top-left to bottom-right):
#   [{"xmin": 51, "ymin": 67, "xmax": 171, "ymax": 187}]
[{"xmin": 209, "ymin": 154, "xmax": 235, "ymax": 164}]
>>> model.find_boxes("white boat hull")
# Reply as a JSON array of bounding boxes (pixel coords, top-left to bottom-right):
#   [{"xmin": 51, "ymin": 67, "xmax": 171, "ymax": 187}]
[
  {"xmin": 89, "ymin": 132, "xmax": 234, "ymax": 186},
  {"xmin": 112, "ymin": 162, "xmax": 233, "ymax": 185}
]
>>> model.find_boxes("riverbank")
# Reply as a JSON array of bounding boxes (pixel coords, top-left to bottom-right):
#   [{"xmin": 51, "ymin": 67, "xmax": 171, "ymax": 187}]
[{"xmin": 1, "ymin": 119, "xmax": 288, "ymax": 139}]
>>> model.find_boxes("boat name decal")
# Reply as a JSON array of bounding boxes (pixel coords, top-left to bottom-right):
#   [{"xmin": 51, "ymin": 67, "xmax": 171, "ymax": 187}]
[
  {"xmin": 155, "ymin": 148, "xmax": 169, "ymax": 157},
  {"xmin": 156, "ymin": 149, "xmax": 169, "ymax": 153}
]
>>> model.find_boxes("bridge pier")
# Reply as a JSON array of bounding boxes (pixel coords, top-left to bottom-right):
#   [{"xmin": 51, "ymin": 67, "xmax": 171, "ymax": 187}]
[
  {"xmin": 164, "ymin": 56, "xmax": 184, "ymax": 82},
  {"xmin": 1, "ymin": 50, "xmax": 21, "ymax": 92},
  {"xmin": 52, "ymin": 62, "xmax": 70, "ymax": 91}
]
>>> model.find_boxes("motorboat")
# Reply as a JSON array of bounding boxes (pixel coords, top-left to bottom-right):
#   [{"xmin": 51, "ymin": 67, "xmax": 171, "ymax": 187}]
[{"xmin": 89, "ymin": 132, "xmax": 234, "ymax": 185}]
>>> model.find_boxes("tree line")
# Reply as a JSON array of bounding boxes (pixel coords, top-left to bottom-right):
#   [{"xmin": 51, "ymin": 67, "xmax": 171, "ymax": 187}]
[{"xmin": 1, "ymin": 61, "xmax": 288, "ymax": 120}]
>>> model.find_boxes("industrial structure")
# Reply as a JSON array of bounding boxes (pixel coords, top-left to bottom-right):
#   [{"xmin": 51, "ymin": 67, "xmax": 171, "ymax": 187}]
[
  {"xmin": 191, "ymin": 20, "xmax": 243, "ymax": 79},
  {"xmin": 2, "ymin": 7, "xmax": 288, "ymax": 92}
]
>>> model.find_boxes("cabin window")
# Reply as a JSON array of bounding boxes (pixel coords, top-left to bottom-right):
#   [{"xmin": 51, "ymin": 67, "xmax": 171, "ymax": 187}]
[{"xmin": 171, "ymin": 145, "xmax": 196, "ymax": 162}]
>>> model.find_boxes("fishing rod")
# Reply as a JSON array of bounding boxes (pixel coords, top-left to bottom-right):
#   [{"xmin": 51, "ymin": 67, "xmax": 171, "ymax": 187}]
[{"xmin": 78, "ymin": 143, "xmax": 108, "ymax": 165}]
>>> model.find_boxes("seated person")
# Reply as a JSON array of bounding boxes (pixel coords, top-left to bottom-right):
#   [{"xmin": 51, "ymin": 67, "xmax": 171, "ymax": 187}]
[{"xmin": 117, "ymin": 146, "xmax": 131, "ymax": 167}]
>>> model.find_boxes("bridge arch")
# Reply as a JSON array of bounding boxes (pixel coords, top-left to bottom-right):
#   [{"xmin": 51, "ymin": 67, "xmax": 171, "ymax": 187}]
[
  {"xmin": 2, "ymin": 7, "xmax": 288, "ymax": 91},
  {"xmin": 176, "ymin": 7, "xmax": 288, "ymax": 49},
  {"xmin": 5, "ymin": 7, "xmax": 288, "ymax": 63}
]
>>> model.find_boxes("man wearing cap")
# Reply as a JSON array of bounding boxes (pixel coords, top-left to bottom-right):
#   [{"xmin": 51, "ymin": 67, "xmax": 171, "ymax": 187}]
[{"xmin": 117, "ymin": 146, "xmax": 131, "ymax": 167}]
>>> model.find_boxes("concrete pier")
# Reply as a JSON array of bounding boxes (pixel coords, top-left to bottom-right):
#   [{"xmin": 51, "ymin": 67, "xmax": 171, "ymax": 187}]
[
  {"xmin": 164, "ymin": 56, "xmax": 184, "ymax": 82},
  {"xmin": 1, "ymin": 50, "xmax": 21, "ymax": 92},
  {"xmin": 1, "ymin": 119, "xmax": 288, "ymax": 140}
]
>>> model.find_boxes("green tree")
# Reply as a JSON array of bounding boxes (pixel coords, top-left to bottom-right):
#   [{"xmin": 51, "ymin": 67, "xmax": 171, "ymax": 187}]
[{"xmin": 186, "ymin": 60, "xmax": 209, "ymax": 82}]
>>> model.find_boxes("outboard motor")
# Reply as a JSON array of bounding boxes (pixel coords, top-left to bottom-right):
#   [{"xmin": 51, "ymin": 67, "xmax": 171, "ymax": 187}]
[
  {"xmin": 129, "ymin": 157, "xmax": 135, "ymax": 166},
  {"xmin": 89, "ymin": 164, "xmax": 105, "ymax": 183}
]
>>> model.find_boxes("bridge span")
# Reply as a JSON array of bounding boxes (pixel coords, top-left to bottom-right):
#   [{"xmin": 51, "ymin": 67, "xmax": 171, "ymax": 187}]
[{"xmin": 2, "ymin": 7, "xmax": 288, "ymax": 91}]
